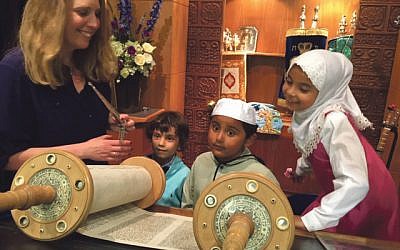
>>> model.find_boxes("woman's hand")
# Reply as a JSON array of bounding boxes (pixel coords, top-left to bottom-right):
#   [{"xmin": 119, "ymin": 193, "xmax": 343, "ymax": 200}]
[
  {"xmin": 109, "ymin": 113, "xmax": 135, "ymax": 132},
  {"xmin": 80, "ymin": 134, "xmax": 133, "ymax": 162},
  {"xmin": 284, "ymin": 168, "xmax": 305, "ymax": 183}
]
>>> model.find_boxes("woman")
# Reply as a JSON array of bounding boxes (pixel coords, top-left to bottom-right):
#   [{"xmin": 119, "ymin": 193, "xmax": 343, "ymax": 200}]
[{"xmin": 0, "ymin": 0, "xmax": 134, "ymax": 191}]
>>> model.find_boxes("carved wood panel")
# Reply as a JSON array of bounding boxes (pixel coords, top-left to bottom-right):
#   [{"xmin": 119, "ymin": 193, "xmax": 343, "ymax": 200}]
[
  {"xmin": 350, "ymin": 0, "xmax": 400, "ymax": 146},
  {"xmin": 184, "ymin": 0, "xmax": 400, "ymax": 164},
  {"xmin": 184, "ymin": 0, "xmax": 225, "ymax": 165}
]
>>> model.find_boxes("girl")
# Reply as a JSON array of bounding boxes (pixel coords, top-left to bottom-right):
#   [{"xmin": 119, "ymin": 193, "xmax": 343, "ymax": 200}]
[{"xmin": 283, "ymin": 49, "xmax": 400, "ymax": 241}]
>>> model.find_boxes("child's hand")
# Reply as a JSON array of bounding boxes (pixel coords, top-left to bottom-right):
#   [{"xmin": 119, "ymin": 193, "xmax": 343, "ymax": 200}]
[
  {"xmin": 119, "ymin": 114, "xmax": 135, "ymax": 131},
  {"xmin": 109, "ymin": 113, "xmax": 135, "ymax": 132},
  {"xmin": 284, "ymin": 168, "xmax": 304, "ymax": 183},
  {"xmin": 284, "ymin": 168, "xmax": 293, "ymax": 178},
  {"xmin": 294, "ymin": 215, "xmax": 307, "ymax": 231}
]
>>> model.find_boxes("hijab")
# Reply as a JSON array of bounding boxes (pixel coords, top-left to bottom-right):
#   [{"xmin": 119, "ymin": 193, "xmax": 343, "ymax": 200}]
[{"xmin": 287, "ymin": 49, "xmax": 372, "ymax": 157}]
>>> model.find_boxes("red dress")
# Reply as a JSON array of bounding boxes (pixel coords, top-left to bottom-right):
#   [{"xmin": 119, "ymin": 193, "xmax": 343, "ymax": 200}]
[{"xmin": 302, "ymin": 120, "xmax": 400, "ymax": 241}]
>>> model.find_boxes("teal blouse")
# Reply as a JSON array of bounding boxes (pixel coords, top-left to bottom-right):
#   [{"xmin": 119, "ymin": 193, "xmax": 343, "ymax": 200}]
[{"xmin": 153, "ymin": 155, "xmax": 190, "ymax": 208}]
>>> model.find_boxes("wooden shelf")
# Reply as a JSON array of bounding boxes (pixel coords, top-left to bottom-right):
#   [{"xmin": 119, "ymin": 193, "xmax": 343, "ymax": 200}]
[
  {"xmin": 222, "ymin": 51, "xmax": 285, "ymax": 58},
  {"xmin": 221, "ymin": 52, "xmax": 286, "ymax": 104},
  {"xmin": 128, "ymin": 108, "xmax": 165, "ymax": 124}
]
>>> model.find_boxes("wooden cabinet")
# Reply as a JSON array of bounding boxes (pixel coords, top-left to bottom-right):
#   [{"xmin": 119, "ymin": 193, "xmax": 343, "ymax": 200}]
[
  {"xmin": 249, "ymin": 126, "xmax": 321, "ymax": 195},
  {"xmin": 221, "ymin": 52, "xmax": 285, "ymax": 104},
  {"xmin": 108, "ymin": 124, "xmax": 152, "ymax": 161}
]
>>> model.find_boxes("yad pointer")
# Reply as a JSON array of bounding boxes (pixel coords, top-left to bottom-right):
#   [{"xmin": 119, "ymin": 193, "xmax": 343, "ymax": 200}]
[{"xmin": 87, "ymin": 82, "xmax": 126, "ymax": 141}]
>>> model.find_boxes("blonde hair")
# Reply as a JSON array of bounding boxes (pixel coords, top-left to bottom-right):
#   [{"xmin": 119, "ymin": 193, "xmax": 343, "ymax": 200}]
[{"xmin": 19, "ymin": 0, "xmax": 117, "ymax": 87}]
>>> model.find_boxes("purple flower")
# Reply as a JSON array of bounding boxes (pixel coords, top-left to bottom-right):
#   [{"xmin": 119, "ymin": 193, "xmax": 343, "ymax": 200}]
[
  {"xmin": 127, "ymin": 46, "xmax": 136, "ymax": 55},
  {"xmin": 112, "ymin": 0, "xmax": 163, "ymax": 42},
  {"xmin": 142, "ymin": 30, "xmax": 150, "ymax": 38},
  {"xmin": 115, "ymin": 0, "xmax": 132, "ymax": 42},
  {"xmin": 118, "ymin": 59, "xmax": 124, "ymax": 69},
  {"xmin": 142, "ymin": 0, "xmax": 163, "ymax": 40},
  {"xmin": 111, "ymin": 18, "xmax": 118, "ymax": 31},
  {"xmin": 111, "ymin": 0, "xmax": 161, "ymax": 79}
]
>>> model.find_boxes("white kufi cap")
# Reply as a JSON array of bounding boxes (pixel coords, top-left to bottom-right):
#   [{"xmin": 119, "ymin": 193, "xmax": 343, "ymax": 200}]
[{"xmin": 211, "ymin": 98, "xmax": 257, "ymax": 125}]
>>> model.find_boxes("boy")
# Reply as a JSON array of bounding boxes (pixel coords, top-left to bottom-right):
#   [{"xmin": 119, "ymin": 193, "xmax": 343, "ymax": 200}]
[
  {"xmin": 146, "ymin": 111, "xmax": 190, "ymax": 208},
  {"xmin": 181, "ymin": 98, "xmax": 279, "ymax": 208}
]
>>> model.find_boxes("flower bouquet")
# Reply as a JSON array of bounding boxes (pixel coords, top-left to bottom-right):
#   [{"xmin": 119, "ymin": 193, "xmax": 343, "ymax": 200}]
[
  {"xmin": 109, "ymin": 0, "xmax": 163, "ymax": 113},
  {"xmin": 110, "ymin": 0, "xmax": 163, "ymax": 80}
]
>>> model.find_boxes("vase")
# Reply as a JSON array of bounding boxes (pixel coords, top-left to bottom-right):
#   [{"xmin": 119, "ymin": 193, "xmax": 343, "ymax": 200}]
[{"xmin": 115, "ymin": 74, "xmax": 145, "ymax": 114}]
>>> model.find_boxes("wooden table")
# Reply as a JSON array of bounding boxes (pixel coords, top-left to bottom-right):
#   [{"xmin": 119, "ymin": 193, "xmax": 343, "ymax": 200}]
[
  {"xmin": 1, "ymin": 209, "xmax": 399, "ymax": 250},
  {"xmin": 0, "ymin": 214, "xmax": 315, "ymax": 250}
]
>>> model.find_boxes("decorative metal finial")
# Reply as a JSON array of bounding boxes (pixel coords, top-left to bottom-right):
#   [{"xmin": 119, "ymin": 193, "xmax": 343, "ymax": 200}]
[
  {"xmin": 350, "ymin": 11, "xmax": 357, "ymax": 31},
  {"xmin": 311, "ymin": 5, "xmax": 319, "ymax": 29},
  {"xmin": 299, "ymin": 5, "xmax": 306, "ymax": 29},
  {"xmin": 338, "ymin": 15, "xmax": 347, "ymax": 35}
]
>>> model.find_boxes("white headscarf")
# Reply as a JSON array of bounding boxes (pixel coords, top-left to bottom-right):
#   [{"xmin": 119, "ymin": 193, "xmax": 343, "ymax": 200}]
[{"xmin": 287, "ymin": 49, "xmax": 372, "ymax": 157}]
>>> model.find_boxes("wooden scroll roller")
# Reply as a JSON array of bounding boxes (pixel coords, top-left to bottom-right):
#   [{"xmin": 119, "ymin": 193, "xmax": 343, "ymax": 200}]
[
  {"xmin": 0, "ymin": 150, "xmax": 165, "ymax": 241},
  {"xmin": 193, "ymin": 173, "xmax": 295, "ymax": 250}
]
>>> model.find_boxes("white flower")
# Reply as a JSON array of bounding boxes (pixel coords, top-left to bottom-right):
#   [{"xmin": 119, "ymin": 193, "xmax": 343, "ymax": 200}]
[
  {"xmin": 125, "ymin": 40, "xmax": 136, "ymax": 47},
  {"xmin": 110, "ymin": 36, "xmax": 157, "ymax": 79},
  {"xmin": 134, "ymin": 54, "xmax": 146, "ymax": 66},
  {"xmin": 120, "ymin": 67, "xmax": 130, "ymax": 78},
  {"xmin": 143, "ymin": 53, "xmax": 154, "ymax": 64},
  {"xmin": 111, "ymin": 41, "xmax": 124, "ymax": 57},
  {"xmin": 142, "ymin": 42, "xmax": 156, "ymax": 53},
  {"xmin": 134, "ymin": 43, "xmax": 143, "ymax": 52}
]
